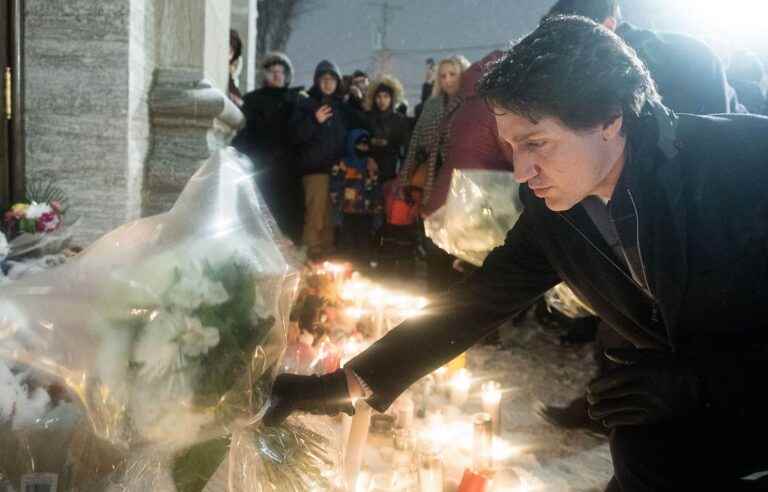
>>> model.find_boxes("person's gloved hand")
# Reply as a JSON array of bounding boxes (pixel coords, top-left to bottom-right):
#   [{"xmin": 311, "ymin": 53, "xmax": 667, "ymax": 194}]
[
  {"xmin": 263, "ymin": 370, "xmax": 355, "ymax": 427},
  {"xmin": 586, "ymin": 349, "xmax": 704, "ymax": 428}
]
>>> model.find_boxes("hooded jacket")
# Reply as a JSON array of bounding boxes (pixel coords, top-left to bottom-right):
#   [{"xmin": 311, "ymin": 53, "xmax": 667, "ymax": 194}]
[
  {"xmin": 423, "ymin": 51, "xmax": 514, "ymax": 216},
  {"xmin": 348, "ymin": 107, "xmax": 768, "ymax": 414},
  {"xmin": 260, "ymin": 52, "xmax": 294, "ymax": 86},
  {"xmin": 617, "ymin": 23, "xmax": 729, "ymax": 115},
  {"xmin": 364, "ymin": 76, "xmax": 412, "ymax": 181},
  {"xmin": 329, "ymin": 129, "xmax": 382, "ymax": 220},
  {"xmin": 292, "ymin": 60, "xmax": 368, "ymax": 175}
]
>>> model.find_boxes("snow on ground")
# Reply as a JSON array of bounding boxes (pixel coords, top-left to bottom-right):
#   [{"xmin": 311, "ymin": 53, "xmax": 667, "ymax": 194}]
[{"xmin": 467, "ymin": 314, "xmax": 612, "ymax": 491}]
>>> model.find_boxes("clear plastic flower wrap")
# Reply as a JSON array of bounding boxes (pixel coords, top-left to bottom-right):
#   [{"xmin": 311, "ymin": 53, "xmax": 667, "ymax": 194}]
[
  {"xmin": 0, "ymin": 149, "xmax": 342, "ymax": 491},
  {"xmin": 543, "ymin": 282, "xmax": 596, "ymax": 319},
  {"xmin": 424, "ymin": 169, "xmax": 523, "ymax": 267}
]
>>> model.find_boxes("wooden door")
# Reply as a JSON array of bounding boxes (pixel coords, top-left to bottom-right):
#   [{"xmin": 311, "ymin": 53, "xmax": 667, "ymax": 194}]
[{"xmin": 1, "ymin": 0, "xmax": 24, "ymax": 210}]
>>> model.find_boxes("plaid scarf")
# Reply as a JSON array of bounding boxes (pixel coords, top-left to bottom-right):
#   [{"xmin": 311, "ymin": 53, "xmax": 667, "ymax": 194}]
[{"xmin": 400, "ymin": 94, "xmax": 464, "ymax": 205}]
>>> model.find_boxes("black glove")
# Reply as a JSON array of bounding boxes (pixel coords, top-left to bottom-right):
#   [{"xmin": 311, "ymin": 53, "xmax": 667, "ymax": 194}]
[
  {"xmin": 263, "ymin": 370, "xmax": 355, "ymax": 426},
  {"xmin": 586, "ymin": 349, "xmax": 704, "ymax": 428}
]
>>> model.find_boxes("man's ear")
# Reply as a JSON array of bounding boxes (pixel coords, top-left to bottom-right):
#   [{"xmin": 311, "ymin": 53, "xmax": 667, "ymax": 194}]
[
  {"xmin": 602, "ymin": 16, "xmax": 618, "ymax": 31},
  {"xmin": 602, "ymin": 114, "xmax": 624, "ymax": 141}
]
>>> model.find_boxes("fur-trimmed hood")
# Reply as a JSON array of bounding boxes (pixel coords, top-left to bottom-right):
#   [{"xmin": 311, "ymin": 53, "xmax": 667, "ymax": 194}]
[
  {"xmin": 365, "ymin": 75, "xmax": 405, "ymax": 112},
  {"xmin": 261, "ymin": 52, "xmax": 294, "ymax": 87}
]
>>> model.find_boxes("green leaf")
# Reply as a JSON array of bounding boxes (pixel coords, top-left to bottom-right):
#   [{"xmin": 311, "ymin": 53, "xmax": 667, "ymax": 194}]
[{"xmin": 171, "ymin": 436, "xmax": 231, "ymax": 492}]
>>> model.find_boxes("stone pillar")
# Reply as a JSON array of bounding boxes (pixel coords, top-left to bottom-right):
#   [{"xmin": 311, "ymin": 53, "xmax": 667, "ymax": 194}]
[
  {"xmin": 231, "ymin": 0, "xmax": 258, "ymax": 93},
  {"xmin": 143, "ymin": 0, "xmax": 243, "ymax": 216},
  {"xmin": 23, "ymin": 0, "xmax": 156, "ymax": 244}
]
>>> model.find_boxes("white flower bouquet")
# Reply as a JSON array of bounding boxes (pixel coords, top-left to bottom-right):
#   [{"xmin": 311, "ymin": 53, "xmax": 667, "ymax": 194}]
[{"xmin": 0, "ymin": 149, "xmax": 340, "ymax": 491}]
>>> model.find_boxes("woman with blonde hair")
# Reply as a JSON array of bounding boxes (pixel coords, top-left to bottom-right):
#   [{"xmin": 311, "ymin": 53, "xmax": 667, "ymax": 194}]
[{"xmin": 398, "ymin": 55, "xmax": 470, "ymax": 291}]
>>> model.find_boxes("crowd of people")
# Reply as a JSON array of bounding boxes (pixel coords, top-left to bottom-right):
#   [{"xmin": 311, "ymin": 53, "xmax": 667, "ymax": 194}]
[
  {"xmin": 251, "ymin": 1, "xmax": 768, "ymax": 491},
  {"xmin": 230, "ymin": 10, "xmax": 766, "ymax": 297}
]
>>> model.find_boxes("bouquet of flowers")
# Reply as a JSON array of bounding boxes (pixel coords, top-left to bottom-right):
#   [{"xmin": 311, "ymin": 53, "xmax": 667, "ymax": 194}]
[
  {"xmin": 0, "ymin": 149, "xmax": 341, "ymax": 491},
  {"xmin": 3, "ymin": 201, "xmax": 63, "ymax": 236},
  {"xmin": 2, "ymin": 180, "xmax": 77, "ymax": 258}
]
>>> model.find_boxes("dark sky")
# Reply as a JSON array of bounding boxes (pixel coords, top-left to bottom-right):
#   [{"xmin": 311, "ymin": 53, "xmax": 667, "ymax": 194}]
[{"xmin": 285, "ymin": 0, "xmax": 768, "ymax": 107}]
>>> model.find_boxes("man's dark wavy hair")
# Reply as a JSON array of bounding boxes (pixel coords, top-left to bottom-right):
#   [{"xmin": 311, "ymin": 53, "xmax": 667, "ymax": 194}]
[
  {"xmin": 542, "ymin": 0, "xmax": 619, "ymax": 24},
  {"xmin": 478, "ymin": 15, "xmax": 660, "ymax": 133}
]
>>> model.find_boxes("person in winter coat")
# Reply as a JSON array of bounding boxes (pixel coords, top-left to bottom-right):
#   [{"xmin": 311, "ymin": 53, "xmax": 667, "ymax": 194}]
[
  {"xmin": 329, "ymin": 129, "xmax": 382, "ymax": 263},
  {"xmin": 347, "ymin": 70, "xmax": 370, "ymax": 113},
  {"xmin": 544, "ymin": 0, "xmax": 730, "ymax": 115},
  {"xmin": 398, "ymin": 55, "xmax": 470, "ymax": 292},
  {"xmin": 727, "ymin": 50, "xmax": 767, "ymax": 115},
  {"xmin": 536, "ymin": 0, "xmax": 734, "ymax": 434},
  {"xmin": 364, "ymin": 75, "xmax": 412, "ymax": 183},
  {"xmin": 266, "ymin": 17, "xmax": 768, "ymax": 491},
  {"xmin": 292, "ymin": 60, "xmax": 368, "ymax": 260},
  {"xmin": 231, "ymin": 52, "xmax": 305, "ymax": 243}
]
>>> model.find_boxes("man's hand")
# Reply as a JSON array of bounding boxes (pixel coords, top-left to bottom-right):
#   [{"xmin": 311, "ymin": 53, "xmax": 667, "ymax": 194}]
[
  {"xmin": 263, "ymin": 370, "xmax": 355, "ymax": 426},
  {"xmin": 315, "ymin": 105, "xmax": 333, "ymax": 124},
  {"xmin": 586, "ymin": 349, "xmax": 703, "ymax": 428},
  {"xmin": 349, "ymin": 86, "xmax": 363, "ymax": 101}
]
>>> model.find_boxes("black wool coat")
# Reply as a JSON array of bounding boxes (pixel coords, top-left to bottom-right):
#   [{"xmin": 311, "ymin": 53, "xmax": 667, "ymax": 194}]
[
  {"xmin": 348, "ymin": 107, "xmax": 768, "ymax": 413},
  {"xmin": 232, "ymin": 86, "xmax": 306, "ymax": 243}
]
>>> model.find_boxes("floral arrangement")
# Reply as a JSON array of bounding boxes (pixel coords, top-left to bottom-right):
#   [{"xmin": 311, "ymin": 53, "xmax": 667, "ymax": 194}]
[
  {"xmin": 0, "ymin": 150, "xmax": 341, "ymax": 492},
  {"xmin": 2, "ymin": 201, "xmax": 63, "ymax": 238}
]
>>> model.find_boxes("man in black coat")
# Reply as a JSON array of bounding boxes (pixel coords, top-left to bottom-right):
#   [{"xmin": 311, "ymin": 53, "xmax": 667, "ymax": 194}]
[
  {"xmin": 232, "ymin": 52, "xmax": 304, "ymax": 243},
  {"xmin": 266, "ymin": 16, "xmax": 768, "ymax": 491},
  {"xmin": 544, "ymin": 0, "xmax": 730, "ymax": 115},
  {"xmin": 538, "ymin": 0, "xmax": 732, "ymax": 432}
]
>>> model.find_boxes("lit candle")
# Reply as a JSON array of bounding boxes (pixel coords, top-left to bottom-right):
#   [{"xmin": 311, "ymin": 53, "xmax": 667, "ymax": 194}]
[
  {"xmin": 417, "ymin": 448, "xmax": 444, "ymax": 492},
  {"xmin": 481, "ymin": 381, "xmax": 502, "ymax": 436},
  {"xmin": 450, "ymin": 368, "xmax": 472, "ymax": 406},
  {"xmin": 345, "ymin": 400, "xmax": 373, "ymax": 489},
  {"xmin": 394, "ymin": 394, "xmax": 415, "ymax": 430},
  {"xmin": 473, "ymin": 413, "xmax": 494, "ymax": 474}
]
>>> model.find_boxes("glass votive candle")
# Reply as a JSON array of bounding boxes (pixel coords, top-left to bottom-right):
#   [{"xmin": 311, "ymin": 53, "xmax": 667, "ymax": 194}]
[{"xmin": 417, "ymin": 449, "xmax": 444, "ymax": 492}]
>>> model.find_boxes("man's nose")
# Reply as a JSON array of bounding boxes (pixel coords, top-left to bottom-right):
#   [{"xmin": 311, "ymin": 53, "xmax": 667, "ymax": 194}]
[{"xmin": 513, "ymin": 156, "xmax": 538, "ymax": 184}]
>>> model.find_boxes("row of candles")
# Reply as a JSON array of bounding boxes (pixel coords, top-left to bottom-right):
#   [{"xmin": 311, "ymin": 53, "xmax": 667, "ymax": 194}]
[
  {"xmin": 344, "ymin": 369, "xmax": 509, "ymax": 491},
  {"xmin": 316, "ymin": 263, "xmax": 517, "ymax": 491}
]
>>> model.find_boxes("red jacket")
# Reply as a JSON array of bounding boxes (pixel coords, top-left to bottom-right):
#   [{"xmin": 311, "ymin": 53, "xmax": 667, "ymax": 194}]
[{"xmin": 423, "ymin": 51, "xmax": 514, "ymax": 216}]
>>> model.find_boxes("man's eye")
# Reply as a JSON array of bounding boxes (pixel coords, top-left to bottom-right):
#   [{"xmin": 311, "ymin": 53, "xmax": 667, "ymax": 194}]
[{"xmin": 526, "ymin": 141, "xmax": 546, "ymax": 150}]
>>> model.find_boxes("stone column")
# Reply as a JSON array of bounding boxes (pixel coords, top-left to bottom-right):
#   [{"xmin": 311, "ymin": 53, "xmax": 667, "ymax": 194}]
[
  {"xmin": 231, "ymin": 0, "xmax": 258, "ymax": 93},
  {"xmin": 143, "ymin": 0, "xmax": 244, "ymax": 216}
]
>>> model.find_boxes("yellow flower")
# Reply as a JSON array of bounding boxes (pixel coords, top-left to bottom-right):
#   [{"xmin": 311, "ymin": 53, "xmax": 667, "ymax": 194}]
[{"xmin": 10, "ymin": 203, "xmax": 29, "ymax": 214}]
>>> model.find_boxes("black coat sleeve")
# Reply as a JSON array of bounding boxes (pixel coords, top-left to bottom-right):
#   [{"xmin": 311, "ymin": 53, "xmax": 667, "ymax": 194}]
[
  {"xmin": 291, "ymin": 99, "xmax": 320, "ymax": 145},
  {"xmin": 346, "ymin": 209, "xmax": 561, "ymax": 411}
]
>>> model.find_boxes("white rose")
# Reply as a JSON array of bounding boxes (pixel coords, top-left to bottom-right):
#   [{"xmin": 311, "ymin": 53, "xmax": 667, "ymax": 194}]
[{"xmin": 24, "ymin": 202, "xmax": 53, "ymax": 220}]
